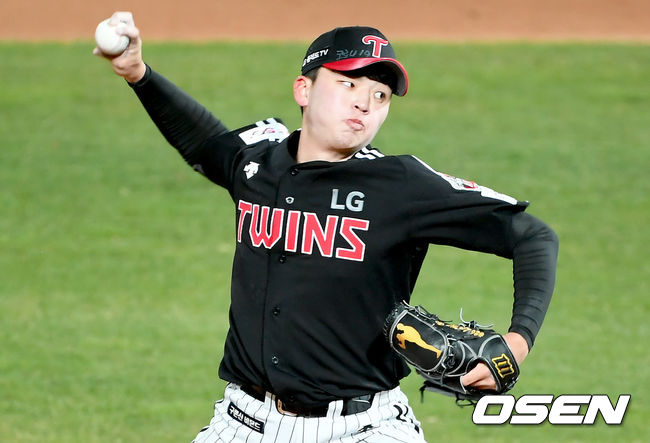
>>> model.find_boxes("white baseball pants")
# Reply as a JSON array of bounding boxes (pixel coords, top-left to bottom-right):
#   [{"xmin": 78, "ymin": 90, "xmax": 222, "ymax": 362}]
[{"xmin": 192, "ymin": 383, "xmax": 427, "ymax": 442}]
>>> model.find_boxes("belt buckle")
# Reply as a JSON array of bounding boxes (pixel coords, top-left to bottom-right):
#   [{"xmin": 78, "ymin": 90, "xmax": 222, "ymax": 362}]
[
  {"xmin": 276, "ymin": 399, "xmax": 298, "ymax": 417},
  {"xmin": 342, "ymin": 393, "xmax": 374, "ymax": 415},
  {"xmin": 276, "ymin": 398, "xmax": 329, "ymax": 417}
]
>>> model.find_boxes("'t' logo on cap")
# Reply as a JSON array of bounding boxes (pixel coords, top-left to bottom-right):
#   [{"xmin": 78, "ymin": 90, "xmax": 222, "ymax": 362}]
[{"xmin": 362, "ymin": 35, "xmax": 389, "ymax": 58}]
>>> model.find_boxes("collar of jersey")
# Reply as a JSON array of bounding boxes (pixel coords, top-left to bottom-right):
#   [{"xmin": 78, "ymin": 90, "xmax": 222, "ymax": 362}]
[{"xmin": 270, "ymin": 130, "xmax": 369, "ymax": 172}]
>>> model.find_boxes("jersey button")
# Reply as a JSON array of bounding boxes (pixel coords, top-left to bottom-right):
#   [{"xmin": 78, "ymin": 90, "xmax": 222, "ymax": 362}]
[
  {"xmin": 272, "ymin": 306, "xmax": 280, "ymax": 316},
  {"xmin": 279, "ymin": 254, "xmax": 287, "ymax": 263},
  {"xmin": 290, "ymin": 167, "xmax": 299, "ymax": 176},
  {"xmin": 271, "ymin": 356, "xmax": 279, "ymax": 365}
]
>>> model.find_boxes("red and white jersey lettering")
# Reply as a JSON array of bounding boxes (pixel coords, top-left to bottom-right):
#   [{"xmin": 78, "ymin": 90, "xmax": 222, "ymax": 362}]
[
  {"xmin": 236, "ymin": 201, "xmax": 370, "ymax": 262},
  {"xmin": 336, "ymin": 217, "xmax": 369, "ymax": 261}
]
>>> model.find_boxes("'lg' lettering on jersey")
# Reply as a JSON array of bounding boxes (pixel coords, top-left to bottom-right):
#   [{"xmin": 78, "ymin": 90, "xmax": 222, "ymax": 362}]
[{"xmin": 237, "ymin": 200, "xmax": 370, "ymax": 262}]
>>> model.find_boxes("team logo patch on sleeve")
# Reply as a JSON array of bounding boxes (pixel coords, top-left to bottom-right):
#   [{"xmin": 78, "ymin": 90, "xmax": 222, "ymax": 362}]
[
  {"xmin": 412, "ymin": 156, "xmax": 518, "ymax": 205},
  {"xmin": 239, "ymin": 118, "xmax": 290, "ymax": 145}
]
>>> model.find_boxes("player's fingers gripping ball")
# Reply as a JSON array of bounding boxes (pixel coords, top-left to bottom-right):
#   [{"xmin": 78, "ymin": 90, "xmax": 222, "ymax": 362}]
[
  {"xmin": 95, "ymin": 18, "xmax": 130, "ymax": 55},
  {"xmin": 384, "ymin": 301, "xmax": 519, "ymax": 402}
]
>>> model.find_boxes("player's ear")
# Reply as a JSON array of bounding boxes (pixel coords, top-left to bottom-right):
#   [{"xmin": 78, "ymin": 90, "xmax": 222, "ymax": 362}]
[{"xmin": 293, "ymin": 75, "xmax": 311, "ymax": 107}]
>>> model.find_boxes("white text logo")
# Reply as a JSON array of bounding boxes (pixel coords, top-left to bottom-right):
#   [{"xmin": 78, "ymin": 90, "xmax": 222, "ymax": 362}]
[
  {"xmin": 330, "ymin": 189, "xmax": 365, "ymax": 212},
  {"xmin": 472, "ymin": 394, "xmax": 631, "ymax": 425}
]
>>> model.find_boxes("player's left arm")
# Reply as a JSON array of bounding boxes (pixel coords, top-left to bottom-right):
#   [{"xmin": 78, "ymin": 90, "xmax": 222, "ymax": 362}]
[
  {"xmin": 463, "ymin": 211, "xmax": 559, "ymax": 389},
  {"xmin": 401, "ymin": 156, "xmax": 559, "ymax": 391},
  {"xmin": 507, "ymin": 212, "xmax": 560, "ymax": 348}
]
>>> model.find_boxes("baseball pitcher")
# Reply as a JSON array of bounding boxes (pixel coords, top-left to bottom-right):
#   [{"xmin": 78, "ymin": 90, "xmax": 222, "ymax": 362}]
[{"xmin": 96, "ymin": 11, "xmax": 558, "ymax": 442}]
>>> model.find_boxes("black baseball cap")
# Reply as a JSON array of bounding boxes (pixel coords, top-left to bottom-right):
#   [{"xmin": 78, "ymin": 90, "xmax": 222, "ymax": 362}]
[{"xmin": 301, "ymin": 26, "xmax": 409, "ymax": 96}]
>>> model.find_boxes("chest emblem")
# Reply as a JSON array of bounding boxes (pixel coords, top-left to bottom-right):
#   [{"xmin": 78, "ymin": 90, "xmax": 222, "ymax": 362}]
[
  {"xmin": 244, "ymin": 162, "xmax": 260, "ymax": 179},
  {"xmin": 237, "ymin": 199, "xmax": 370, "ymax": 262}
]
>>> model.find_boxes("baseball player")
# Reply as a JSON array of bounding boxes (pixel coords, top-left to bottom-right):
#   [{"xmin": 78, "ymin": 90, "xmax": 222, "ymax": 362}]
[{"xmin": 96, "ymin": 12, "xmax": 558, "ymax": 442}]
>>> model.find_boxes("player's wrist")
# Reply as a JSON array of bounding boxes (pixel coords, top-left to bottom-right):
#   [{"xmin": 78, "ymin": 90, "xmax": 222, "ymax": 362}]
[
  {"xmin": 124, "ymin": 62, "xmax": 147, "ymax": 84},
  {"xmin": 503, "ymin": 331, "xmax": 529, "ymax": 364}
]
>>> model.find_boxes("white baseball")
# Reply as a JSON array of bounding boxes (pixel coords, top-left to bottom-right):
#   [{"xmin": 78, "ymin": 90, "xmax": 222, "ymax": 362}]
[{"xmin": 95, "ymin": 19, "xmax": 130, "ymax": 55}]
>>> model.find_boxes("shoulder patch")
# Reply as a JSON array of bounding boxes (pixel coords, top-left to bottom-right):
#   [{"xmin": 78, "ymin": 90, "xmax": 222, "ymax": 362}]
[
  {"xmin": 238, "ymin": 118, "xmax": 290, "ymax": 145},
  {"xmin": 411, "ymin": 156, "xmax": 518, "ymax": 205}
]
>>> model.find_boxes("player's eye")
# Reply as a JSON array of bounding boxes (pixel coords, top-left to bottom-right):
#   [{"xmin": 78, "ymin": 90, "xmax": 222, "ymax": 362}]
[
  {"xmin": 340, "ymin": 81, "xmax": 354, "ymax": 88},
  {"xmin": 374, "ymin": 90, "xmax": 391, "ymax": 103}
]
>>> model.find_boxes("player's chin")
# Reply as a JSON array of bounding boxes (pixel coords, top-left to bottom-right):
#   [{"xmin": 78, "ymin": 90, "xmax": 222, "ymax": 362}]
[
  {"xmin": 343, "ymin": 131, "xmax": 375, "ymax": 151},
  {"xmin": 344, "ymin": 140, "xmax": 372, "ymax": 155}
]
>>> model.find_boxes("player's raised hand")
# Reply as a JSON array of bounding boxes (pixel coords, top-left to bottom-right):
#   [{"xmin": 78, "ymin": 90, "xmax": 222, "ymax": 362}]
[{"xmin": 93, "ymin": 11, "xmax": 146, "ymax": 83}]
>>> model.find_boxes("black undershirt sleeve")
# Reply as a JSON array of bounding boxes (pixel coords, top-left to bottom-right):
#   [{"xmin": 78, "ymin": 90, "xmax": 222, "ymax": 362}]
[
  {"xmin": 507, "ymin": 212, "xmax": 559, "ymax": 350},
  {"xmin": 127, "ymin": 64, "xmax": 230, "ymax": 166}
]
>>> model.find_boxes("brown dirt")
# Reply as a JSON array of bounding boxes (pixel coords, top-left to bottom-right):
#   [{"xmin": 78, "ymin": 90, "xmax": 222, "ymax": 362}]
[{"xmin": 2, "ymin": 0, "xmax": 649, "ymax": 41}]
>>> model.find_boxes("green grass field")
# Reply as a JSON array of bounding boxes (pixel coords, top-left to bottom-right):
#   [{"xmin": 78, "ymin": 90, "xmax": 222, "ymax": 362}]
[{"xmin": 1, "ymin": 41, "xmax": 648, "ymax": 442}]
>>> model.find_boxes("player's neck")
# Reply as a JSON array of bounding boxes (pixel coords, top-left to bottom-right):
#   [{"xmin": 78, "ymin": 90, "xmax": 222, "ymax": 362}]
[{"xmin": 296, "ymin": 129, "xmax": 357, "ymax": 163}]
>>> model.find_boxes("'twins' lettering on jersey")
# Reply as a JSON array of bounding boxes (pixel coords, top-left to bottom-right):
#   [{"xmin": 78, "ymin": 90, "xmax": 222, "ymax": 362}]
[{"xmin": 236, "ymin": 199, "xmax": 370, "ymax": 262}]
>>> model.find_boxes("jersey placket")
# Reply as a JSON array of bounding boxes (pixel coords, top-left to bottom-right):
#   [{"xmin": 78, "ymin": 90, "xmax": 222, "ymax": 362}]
[{"xmin": 261, "ymin": 163, "xmax": 307, "ymax": 396}]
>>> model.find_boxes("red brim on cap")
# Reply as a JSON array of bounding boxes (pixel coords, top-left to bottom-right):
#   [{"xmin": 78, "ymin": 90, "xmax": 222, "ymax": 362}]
[{"xmin": 323, "ymin": 57, "xmax": 409, "ymax": 96}]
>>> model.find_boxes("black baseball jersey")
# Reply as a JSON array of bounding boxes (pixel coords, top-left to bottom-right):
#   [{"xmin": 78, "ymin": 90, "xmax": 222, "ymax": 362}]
[{"xmin": 129, "ymin": 66, "xmax": 558, "ymax": 408}]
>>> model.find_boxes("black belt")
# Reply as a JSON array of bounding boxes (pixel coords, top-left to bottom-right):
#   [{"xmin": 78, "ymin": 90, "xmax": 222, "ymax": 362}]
[{"xmin": 240, "ymin": 384, "xmax": 374, "ymax": 418}]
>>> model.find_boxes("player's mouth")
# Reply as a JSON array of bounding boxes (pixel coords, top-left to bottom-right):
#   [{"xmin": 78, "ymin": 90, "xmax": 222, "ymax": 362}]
[{"xmin": 346, "ymin": 119, "xmax": 365, "ymax": 131}]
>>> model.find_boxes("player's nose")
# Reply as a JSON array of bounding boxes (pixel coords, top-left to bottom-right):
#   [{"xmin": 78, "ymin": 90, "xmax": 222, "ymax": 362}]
[{"xmin": 353, "ymin": 93, "xmax": 370, "ymax": 114}]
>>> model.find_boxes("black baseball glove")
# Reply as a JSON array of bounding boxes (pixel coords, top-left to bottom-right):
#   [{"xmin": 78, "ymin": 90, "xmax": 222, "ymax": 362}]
[{"xmin": 385, "ymin": 301, "xmax": 519, "ymax": 403}]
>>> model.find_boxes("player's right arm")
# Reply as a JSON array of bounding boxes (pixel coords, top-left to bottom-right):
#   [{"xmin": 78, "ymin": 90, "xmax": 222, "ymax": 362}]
[{"xmin": 95, "ymin": 11, "xmax": 234, "ymax": 186}]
